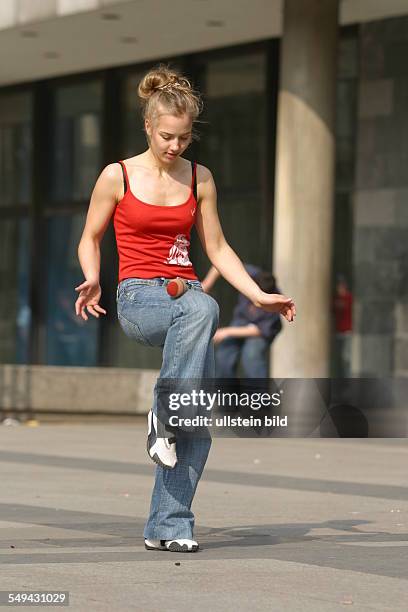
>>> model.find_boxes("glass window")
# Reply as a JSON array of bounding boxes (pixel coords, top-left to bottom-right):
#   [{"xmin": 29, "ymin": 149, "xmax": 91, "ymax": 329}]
[
  {"xmin": 122, "ymin": 71, "xmax": 146, "ymax": 158},
  {"xmin": 331, "ymin": 32, "xmax": 358, "ymax": 377},
  {"xmin": 46, "ymin": 80, "xmax": 102, "ymax": 364},
  {"xmin": 0, "ymin": 219, "xmax": 31, "ymax": 363},
  {"xmin": 193, "ymin": 53, "xmax": 268, "ymax": 326},
  {"xmin": 0, "ymin": 90, "xmax": 32, "ymax": 364},
  {"xmin": 51, "ymin": 81, "xmax": 102, "ymax": 202},
  {"xmin": 45, "ymin": 214, "xmax": 99, "ymax": 366},
  {"xmin": 0, "ymin": 92, "xmax": 32, "ymax": 206},
  {"xmin": 202, "ymin": 55, "xmax": 266, "ymax": 192},
  {"xmin": 16, "ymin": 219, "xmax": 31, "ymax": 364}
]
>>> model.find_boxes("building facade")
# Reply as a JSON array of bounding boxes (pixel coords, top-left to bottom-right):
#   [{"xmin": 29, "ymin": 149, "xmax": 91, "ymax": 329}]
[{"xmin": 0, "ymin": 0, "xmax": 407, "ymax": 385}]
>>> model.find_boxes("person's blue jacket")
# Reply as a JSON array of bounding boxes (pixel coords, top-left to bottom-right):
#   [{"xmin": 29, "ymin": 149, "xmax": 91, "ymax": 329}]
[{"xmin": 230, "ymin": 264, "xmax": 282, "ymax": 343}]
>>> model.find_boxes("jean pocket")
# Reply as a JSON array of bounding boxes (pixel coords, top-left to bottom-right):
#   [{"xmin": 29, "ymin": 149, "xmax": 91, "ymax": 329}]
[
  {"xmin": 117, "ymin": 313, "xmax": 153, "ymax": 346},
  {"xmin": 122, "ymin": 284, "xmax": 163, "ymax": 306}
]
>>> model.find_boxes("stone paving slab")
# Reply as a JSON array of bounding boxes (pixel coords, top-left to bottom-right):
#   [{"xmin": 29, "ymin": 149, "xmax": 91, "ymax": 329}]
[{"xmin": 0, "ymin": 424, "xmax": 407, "ymax": 611}]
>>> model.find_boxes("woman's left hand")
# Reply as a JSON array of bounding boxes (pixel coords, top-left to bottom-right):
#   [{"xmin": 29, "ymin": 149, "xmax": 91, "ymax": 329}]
[{"xmin": 255, "ymin": 293, "xmax": 296, "ymax": 322}]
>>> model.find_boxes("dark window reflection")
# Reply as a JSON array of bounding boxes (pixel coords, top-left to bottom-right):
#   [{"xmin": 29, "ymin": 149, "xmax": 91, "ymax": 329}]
[
  {"xmin": 0, "ymin": 92, "xmax": 32, "ymax": 207},
  {"xmin": 123, "ymin": 72, "xmax": 146, "ymax": 158},
  {"xmin": 0, "ymin": 90, "xmax": 32, "ymax": 364},
  {"xmin": 0, "ymin": 219, "xmax": 31, "ymax": 363},
  {"xmin": 46, "ymin": 214, "xmax": 98, "ymax": 366},
  {"xmin": 199, "ymin": 54, "xmax": 266, "ymax": 263},
  {"xmin": 331, "ymin": 33, "xmax": 358, "ymax": 376},
  {"xmin": 52, "ymin": 82, "xmax": 102, "ymax": 202},
  {"xmin": 16, "ymin": 219, "xmax": 31, "ymax": 363},
  {"xmin": 193, "ymin": 54, "xmax": 267, "ymax": 327}
]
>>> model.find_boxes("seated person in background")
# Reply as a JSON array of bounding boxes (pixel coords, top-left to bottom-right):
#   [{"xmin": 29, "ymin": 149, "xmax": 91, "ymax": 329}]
[{"xmin": 201, "ymin": 264, "xmax": 282, "ymax": 378}]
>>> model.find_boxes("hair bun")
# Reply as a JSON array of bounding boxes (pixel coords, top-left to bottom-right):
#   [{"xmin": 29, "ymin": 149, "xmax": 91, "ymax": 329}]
[
  {"xmin": 138, "ymin": 65, "xmax": 191, "ymax": 100},
  {"xmin": 137, "ymin": 63, "xmax": 203, "ymax": 135}
]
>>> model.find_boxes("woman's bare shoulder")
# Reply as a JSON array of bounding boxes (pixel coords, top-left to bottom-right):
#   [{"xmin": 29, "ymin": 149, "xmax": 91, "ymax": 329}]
[
  {"xmin": 97, "ymin": 163, "xmax": 124, "ymax": 198},
  {"xmin": 194, "ymin": 163, "xmax": 216, "ymax": 204},
  {"xmin": 195, "ymin": 163, "xmax": 213, "ymax": 183},
  {"xmin": 102, "ymin": 162, "xmax": 122, "ymax": 178},
  {"xmin": 97, "ymin": 163, "xmax": 123, "ymax": 191}
]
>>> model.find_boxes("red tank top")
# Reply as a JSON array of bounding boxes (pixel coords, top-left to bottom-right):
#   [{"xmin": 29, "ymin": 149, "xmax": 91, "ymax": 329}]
[{"xmin": 113, "ymin": 160, "xmax": 199, "ymax": 282}]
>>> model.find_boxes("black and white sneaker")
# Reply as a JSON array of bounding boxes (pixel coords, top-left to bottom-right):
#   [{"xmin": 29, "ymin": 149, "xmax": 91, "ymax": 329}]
[
  {"xmin": 144, "ymin": 538, "xmax": 199, "ymax": 553},
  {"xmin": 147, "ymin": 410, "xmax": 177, "ymax": 469}
]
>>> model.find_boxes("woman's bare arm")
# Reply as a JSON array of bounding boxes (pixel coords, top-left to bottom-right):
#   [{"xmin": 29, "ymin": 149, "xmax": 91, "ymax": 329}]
[
  {"xmin": 75, "ymin": 163, "xmax": 121, "ymax": 320},
  {"xmin": 201, "ymin": 265, "xmax": 221, "ymax": 293},
  {"xmin": 78, "ymin": 164, "xmax": 121, "ymax": 281},
  {"xmin": 195, "ymin": 165, "xmax": 296, "ymax": 322}
]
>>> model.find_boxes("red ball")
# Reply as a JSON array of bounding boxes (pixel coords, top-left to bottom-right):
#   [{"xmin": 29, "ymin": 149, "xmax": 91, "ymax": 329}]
[{"xmin": 167, "ymin": 278, "xmax": 187, "ymax": 298}]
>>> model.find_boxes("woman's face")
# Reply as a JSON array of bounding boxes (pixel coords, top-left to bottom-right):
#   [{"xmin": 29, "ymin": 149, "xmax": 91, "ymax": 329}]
[{"xmin": 145, "ymin": 109, "xmax": 192, "ymax": 164}]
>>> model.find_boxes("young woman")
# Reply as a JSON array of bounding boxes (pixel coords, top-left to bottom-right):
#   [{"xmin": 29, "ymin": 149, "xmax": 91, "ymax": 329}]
[{"xmin": 74, "ymin": 65, "xmax": 296, "ymax": 553}]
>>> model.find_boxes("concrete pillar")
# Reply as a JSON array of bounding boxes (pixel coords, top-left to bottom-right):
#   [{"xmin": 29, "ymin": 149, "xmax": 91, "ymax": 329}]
[{"xmin": 272, "ymin": 0, "xmax": 339, "ymax": 377}]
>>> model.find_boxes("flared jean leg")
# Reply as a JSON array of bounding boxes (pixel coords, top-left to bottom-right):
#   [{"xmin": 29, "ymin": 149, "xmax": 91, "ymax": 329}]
[
  {"xmin": 143, "ymin": 434, "xmax": 212, "ymax": 540},
  {"xmin": 144, "ymin": 290, "xmax": 219, "ymax": 540}
]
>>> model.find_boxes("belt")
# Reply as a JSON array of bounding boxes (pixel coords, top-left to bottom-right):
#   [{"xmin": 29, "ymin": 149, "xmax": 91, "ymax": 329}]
[{"xmin": 116, "ymin": 277, "xmax": 202, "ymax": 300}]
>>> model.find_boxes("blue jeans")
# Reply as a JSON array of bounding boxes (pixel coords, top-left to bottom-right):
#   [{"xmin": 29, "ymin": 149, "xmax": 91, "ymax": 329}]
[
  {"xmin": 216, "ymin": 328, "xmax": 270, "ymax": 378},
  {"xmin": 116, "ymin": 277, "xmax": 219, "ymax": 539}
]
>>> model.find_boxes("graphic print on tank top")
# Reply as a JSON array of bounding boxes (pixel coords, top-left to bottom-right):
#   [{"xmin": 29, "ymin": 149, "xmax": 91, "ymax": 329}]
[{"xmin": 165, "ymin": 233, "xmax": 193, "ymax": 267}]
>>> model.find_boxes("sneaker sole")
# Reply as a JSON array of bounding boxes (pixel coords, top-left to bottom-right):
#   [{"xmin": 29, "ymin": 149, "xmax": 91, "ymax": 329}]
[
  {"xmin": 167, "ymin": 542, "xmax": 199, "ymax": 553},
  {"xmin": 144, "ymin": 543, "xmax": 199, "ymax": 553},
  {"xmin": 146, "ymin": 437, "xmax": 177, "ymax": 470}
]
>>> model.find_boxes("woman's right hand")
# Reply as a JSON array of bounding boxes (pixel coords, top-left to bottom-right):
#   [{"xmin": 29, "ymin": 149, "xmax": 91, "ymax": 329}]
[{"xmin": 74, "ymin": 279, "xmax": 107, "ymax": 321}]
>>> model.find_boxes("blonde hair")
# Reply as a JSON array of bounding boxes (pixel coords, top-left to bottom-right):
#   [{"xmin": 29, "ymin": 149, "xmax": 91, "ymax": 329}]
[{"xmin": 138, "ymin": 64, "xmax": 203, "ymax": 139}]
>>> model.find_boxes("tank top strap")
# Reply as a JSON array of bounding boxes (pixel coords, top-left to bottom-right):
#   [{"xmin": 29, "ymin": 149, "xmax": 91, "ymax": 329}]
[
  {"xmin": 118, "ymin": 160, "xmax": 129, "ymax": 196},
  {"xmin": 190, "ymin": 160, "xmax": 197, "ymax": 202}
]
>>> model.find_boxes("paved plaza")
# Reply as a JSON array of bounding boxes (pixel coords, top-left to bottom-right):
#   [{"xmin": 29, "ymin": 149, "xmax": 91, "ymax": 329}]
[{"xmin": 0, "ymin": 422, "xmax": 407, "ymax": 611}]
